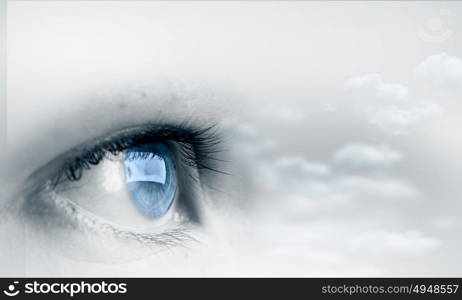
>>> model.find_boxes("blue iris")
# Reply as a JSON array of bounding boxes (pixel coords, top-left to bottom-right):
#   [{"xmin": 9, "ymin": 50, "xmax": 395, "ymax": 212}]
[{"xmin": 123, "ymin": 143, "xmax": 177, "ymax": 218}]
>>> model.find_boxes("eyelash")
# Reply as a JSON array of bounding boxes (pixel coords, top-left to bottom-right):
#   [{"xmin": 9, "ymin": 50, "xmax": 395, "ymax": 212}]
[{"xmin": 53, "ymin": 123, "xmax": 224, "ymax": 187}]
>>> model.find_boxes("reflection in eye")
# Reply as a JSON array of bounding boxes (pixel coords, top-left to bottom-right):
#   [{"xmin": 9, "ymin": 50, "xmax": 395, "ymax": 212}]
[
  {"xmin": 124, "ymin": 143, "xmax": 177, "ymax": 219},
  {"xmin": 21, "ymin": 124, "xmax": 224, "ymax": 251}
]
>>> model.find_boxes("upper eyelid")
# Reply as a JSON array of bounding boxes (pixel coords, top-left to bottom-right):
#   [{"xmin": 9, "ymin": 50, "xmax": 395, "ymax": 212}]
[
  {"xmin": 22, "ymin": 122, "xmax": 223, "ymax": 197},
  {"xmin": 53, "ymin": 123, "xmax": 217, "ymax": 166}
]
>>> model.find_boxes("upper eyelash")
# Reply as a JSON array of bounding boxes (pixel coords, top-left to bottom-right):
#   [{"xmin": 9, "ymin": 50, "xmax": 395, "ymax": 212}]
[{"xmin": 45, "ymin": 122, "xmax": 224, "ymax": 188}]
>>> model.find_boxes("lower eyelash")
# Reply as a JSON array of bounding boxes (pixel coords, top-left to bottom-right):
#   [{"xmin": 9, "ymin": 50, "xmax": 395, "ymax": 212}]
[
  {"xmin": 26, "ymin": 189, "xmax": 198, "ymax": 249},
  {"xmin": 108, "ymin": 226, "xmax": 198, "ymax": 249}
]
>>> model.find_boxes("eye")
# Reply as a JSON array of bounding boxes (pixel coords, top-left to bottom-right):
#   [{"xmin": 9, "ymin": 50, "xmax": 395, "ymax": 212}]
[
  {"xmin": 20, "ymin": 124, "xmax": 223, "ymax": 254},
  {"xmin": 124, "ymin": 143, "xmax": 177, "ymax": 219}
]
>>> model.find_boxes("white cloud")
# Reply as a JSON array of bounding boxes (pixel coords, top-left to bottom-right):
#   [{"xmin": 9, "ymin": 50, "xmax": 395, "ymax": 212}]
[
  {"xmin": 335, "ymin": 176, "xmax": 419, "ymax": 201},
  {"xmin": 274, "ymin": 156, "xmax": 330, "ymax": 177},
  {"xmin": 344, "ymin": 73, "xmax": 408, "ymax": 101},
  {"xmin": 365, "ymin": 102, "xmax": 442, "ymax": 135},
  {"xmin": 334, "ymin": 143, "xmax": 402, "ymax": 169},
  {"xmin": 254, "ymin": 155, "xmax": 418, "ymax": 218},
  {"xmin": 344, "ymin": 73, "xmax": 442, "ymax": 135},
  {"xmin": 254, "ymin": 156, "xmax": 332, "ymax": 196},
  {"xmin": 274, "ymin": 176, "xmax": 419, "ymax": 217},
  {"xmin": 414, "ymin": 53, "xmax": 462, "ymax": 86}
]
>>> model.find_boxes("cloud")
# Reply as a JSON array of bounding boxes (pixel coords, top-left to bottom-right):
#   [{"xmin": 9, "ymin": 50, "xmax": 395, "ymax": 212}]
[
  {"xmin": 222, "ymin": 117, "xmax": 433, "ymax": 274},
  {"xmin": 334, "ymin": 143, "xmax": 402, "ymax": 169},
  {"xmin": 254, "ymin": 156, "xmax": 331, "ymax": 195},
  {"xmin": 344, "ymin": 73, "xmax": 442, "ymax": 135},
  {"xmin": 334, "ymin": 176, "xmax": 419, "ymax": 202},
  {"xmin": 414, "ymin": 53, "xmax": 462, "ymax": 86},
  {"xmin": 254, "ymin": 153, "xmax": 418, "ymax": 219},
  {"xmin": 228, "ymin": 122, "xmax": 419, "ymax": 214},
  {"xmin": 365, "ymin": 102, "xmax": 442, "ymax": 135},
  {"xmin": 274, "ymin": 156, "xmax": 330, "ymax": 177},
  {"xmin": 274, "ymin": 176, "xmax": 419, "ymax": 219},
  {"xmin": 345, "ymin": 73, "xmax": 408, "ymax": 101}
]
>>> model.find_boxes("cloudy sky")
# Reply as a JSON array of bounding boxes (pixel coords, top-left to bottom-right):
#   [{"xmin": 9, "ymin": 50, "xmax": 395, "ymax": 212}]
[
  {"xmin": 222, "ymin": 50, "xmax": 462, "ymax": 275},
  {"xmin": 210, "ymin": 2, "xmax": 462, "ymax": 276},
  {"xmin": 4, "ymin": 1, "xmax": 462, "ymax": 276}
]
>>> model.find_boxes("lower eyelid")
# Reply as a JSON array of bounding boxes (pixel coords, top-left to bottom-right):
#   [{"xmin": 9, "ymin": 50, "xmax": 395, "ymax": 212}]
[{"xmin": 22, "ymin": 189, "xmax": 196, "ymax": 249}]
